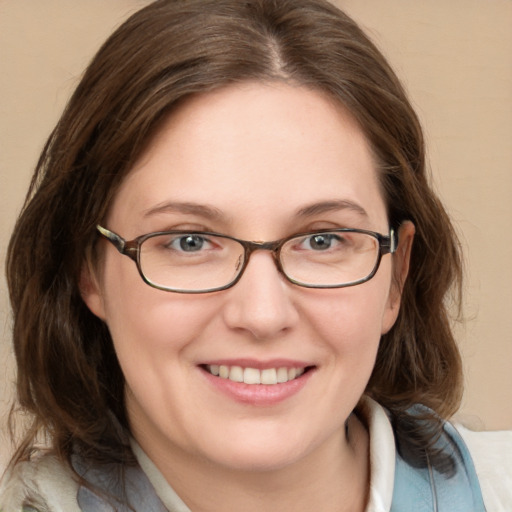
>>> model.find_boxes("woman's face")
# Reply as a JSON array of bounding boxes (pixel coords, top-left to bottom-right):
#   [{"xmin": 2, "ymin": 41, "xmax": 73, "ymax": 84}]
[{"xmin": 83, "ymin": 82, "xmax": 411, "ymax": 474}]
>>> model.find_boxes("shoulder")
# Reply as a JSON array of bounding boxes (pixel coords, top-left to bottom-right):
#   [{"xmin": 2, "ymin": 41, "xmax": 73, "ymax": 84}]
[
  {"xmin": 456, "ymin": 424, "xmax": 512, "ymax": 510},
  {"xmin": 0, "ymin": 453, "xmax": 80, "ymax": 512}
]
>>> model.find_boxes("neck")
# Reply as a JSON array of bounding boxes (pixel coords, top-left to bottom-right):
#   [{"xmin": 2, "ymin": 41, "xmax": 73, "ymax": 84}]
[{"xmin": 139, "ymin": 413, "xmax": 370, "ymax": 512}]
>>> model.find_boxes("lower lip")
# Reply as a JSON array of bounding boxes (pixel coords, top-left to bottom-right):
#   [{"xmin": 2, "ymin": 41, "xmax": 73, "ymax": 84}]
[{"xmin": 200, "ymin": 367, "xmax": 314, "ymax": 406}]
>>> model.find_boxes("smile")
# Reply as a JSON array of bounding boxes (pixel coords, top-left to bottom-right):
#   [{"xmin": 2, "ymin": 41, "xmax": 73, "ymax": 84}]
[{"xmin": 205, "ymin": 364, "xmax": 307, "ymax": 385}]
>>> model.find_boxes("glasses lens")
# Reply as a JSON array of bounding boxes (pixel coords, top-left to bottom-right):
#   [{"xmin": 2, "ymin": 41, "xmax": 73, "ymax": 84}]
[
  {"xmin": 139, "ymin": 233, "xmax": 244, "ymax": 292},
  {"xmin": 280, "ymin": 231, "xmax": 380, "ymax": 287}
]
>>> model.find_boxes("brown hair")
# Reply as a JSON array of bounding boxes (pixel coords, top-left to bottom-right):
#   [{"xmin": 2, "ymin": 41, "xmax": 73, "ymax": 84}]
[{"xmin": 6, "ymin": 0, "xmax": 462, "ymax": 475}]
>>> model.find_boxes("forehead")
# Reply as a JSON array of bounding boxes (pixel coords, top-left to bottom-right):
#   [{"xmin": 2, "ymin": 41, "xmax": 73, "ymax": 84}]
[{"xmin": 108, "ymin": 82, "xmax": 387, "ymax": 235}]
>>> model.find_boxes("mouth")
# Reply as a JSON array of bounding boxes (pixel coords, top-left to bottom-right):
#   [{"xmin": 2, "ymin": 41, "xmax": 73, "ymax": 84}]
[{"xmin": 201, "ymin": 364, "xmax": 313, "ymax": 385}]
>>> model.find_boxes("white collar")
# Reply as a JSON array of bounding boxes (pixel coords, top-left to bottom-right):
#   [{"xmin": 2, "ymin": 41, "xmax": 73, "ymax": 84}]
[{"xmin": 358, "ymin": 396, "xmax": 396, "ymax": 512}]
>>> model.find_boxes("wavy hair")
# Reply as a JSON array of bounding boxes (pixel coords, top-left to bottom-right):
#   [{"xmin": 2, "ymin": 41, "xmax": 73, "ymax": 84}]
[{"xmin": 6, "ymin": 0, "xmax": 463, "ymax": 475}]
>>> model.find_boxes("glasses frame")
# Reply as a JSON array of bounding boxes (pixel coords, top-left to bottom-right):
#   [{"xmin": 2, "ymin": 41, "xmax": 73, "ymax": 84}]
[{"xmin": 96, "ymin": 224, "xmax": 397, "ymax": 294}]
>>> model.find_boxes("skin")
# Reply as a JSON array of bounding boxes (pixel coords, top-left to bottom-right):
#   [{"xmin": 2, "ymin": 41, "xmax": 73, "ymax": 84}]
[{"xmin": 82, "ymin": 82, "xmax": 414, "ymax": 512}]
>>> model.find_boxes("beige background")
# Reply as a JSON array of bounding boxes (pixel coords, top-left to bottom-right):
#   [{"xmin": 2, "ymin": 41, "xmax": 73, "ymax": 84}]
[{"xmin": 1, "ymin": 1, "xmax": 511, "ymax": 471}]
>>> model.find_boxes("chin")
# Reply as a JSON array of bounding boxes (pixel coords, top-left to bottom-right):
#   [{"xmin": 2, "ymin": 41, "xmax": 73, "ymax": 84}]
[
  {"xmin": 195, "ymin": 424, "xmax": 322, "ymax": 474},
  {"xmin": 210, "ymin": 447, "xmax": 307, "ymax": 474}
]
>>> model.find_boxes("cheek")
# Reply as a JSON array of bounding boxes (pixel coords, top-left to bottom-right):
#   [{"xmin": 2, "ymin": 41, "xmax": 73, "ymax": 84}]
[
  {"xmin": 102, "ymin": 285, "xmax": 222, "ymax": 432},
  {"xmin": 99, "ymin": 254, "xmax": 217, "ymax": 365},
  {"xmin": 303, "ymin": 274, "xmax": 393, "ymax": 357},
  {"xmin": 104, "ymin": 290, "xmax": 216, "ymax": 357},
  {"xmin": 295, "ymin": 279, "xmax": 393, "ymax": 422}
]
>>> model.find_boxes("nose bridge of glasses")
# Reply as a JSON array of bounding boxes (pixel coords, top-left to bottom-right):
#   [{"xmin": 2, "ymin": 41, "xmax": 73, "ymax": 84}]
[{"xmin": 240, "ymin": 239, "xmax": 284, "ymax": 272}]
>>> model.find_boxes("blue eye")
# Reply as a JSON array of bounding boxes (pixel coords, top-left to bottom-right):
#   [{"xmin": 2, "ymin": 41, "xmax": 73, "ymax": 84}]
[
  {"xmin": 303, "ymin": 233, "xmax": 341, "ymax": 251},
  {"xmin": 171, "ymin": 234, "xmax": 208, "ymax": 252}
]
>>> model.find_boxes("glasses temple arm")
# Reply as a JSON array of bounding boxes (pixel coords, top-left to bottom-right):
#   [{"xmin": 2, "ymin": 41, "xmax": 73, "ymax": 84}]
[
  {"xmin": 96, "ymin": 225, "xmax": 126, "ymax": 253},
  {"xmin": 381, "ymin": 228, "xmax": 398, "ymax": 255}
]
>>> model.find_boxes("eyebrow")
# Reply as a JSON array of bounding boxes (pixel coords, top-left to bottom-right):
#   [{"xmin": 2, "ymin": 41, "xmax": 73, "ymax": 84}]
[
  {"xmin": 296, "ymin": 200, "xmax": 369, "ymax": 219},
  {"xmin": 143, "ymin": 198, "xmax": 368, "ymax": 224},
  {"xmin": 143, "ymin": 201, "xmax": 228, "ymax": 222}
]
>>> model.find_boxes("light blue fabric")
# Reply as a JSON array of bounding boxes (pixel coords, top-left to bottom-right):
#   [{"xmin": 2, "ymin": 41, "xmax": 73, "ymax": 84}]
[
  {"xmin": 73, "ymin": 456, "xmax": 167, "ymax": 512},
  {"xmin": 391, "ymin": 421, "xmax": 486, "ymax": 511}
]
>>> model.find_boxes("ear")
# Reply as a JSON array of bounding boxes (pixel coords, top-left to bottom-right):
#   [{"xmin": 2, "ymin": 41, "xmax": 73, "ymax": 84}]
[
  {"xmin": 381, "ymin": 221, "xmax": 415, "ymax": 334},
  {"xmin": 79, "ymin": 259, "xmax": 107, "ymax": 320}
]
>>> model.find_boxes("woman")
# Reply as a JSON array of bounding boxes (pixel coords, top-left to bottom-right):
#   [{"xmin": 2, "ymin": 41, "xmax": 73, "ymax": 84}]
[{"xmin": 1, "ymin": 0, "xmax": 509, "ymax": 510}]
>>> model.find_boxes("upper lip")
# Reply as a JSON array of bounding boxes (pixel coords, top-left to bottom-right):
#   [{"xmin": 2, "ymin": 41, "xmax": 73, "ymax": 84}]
[{"xmin": 199, "ymin": 358, "xmax": 314, "ymax": 370}]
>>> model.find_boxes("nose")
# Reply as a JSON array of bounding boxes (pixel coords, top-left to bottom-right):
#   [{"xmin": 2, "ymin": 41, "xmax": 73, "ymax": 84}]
[{"xmin": 222, "ymin": 251, "xmax": 300, "ymax": 340}]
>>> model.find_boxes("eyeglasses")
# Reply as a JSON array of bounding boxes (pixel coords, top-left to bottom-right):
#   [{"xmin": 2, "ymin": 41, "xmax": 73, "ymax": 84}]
[{"xmin": 96, "ymin": 225, "xmax": 397, "ymax": 293}]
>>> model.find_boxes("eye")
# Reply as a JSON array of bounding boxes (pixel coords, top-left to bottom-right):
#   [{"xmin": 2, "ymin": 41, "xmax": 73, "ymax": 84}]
[
  {"xmin": 168, "ymin": 234, "xmax": 210, "ymax": 252},
  {"xmin": 300, "ymin": 233, "xmax": 344, "ymax": 251}
]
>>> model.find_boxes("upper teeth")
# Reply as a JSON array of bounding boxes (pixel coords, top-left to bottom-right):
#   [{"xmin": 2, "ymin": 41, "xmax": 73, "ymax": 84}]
[{"xmin": 206, "ymin": 365, "xmax": 305, "ymax": 385}]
